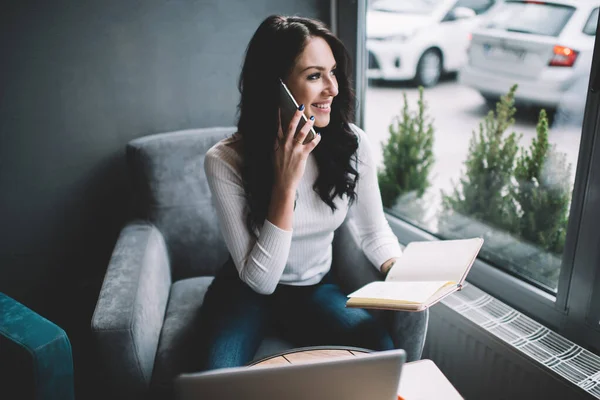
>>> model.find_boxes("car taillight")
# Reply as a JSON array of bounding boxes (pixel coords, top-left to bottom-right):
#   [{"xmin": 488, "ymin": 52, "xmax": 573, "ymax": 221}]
[
  {"xmin": 549, "ymin": 45, "xmax": 578, "ymax": 67},
  {"xmin": 466, "ymin": 33, "xmax": 473, "ymax": 53}
]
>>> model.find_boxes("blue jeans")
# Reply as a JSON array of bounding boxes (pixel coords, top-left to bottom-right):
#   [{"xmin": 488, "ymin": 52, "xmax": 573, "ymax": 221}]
[{"xmin": 197, "ymin": 258, "xmax": 394, "ymax": 371}]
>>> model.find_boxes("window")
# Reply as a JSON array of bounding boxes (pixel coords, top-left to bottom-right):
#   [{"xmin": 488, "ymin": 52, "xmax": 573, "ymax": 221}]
[
  {"xmin": 584, "ymin": 8, "xmax": 599, "ymax": 36},
  {"xmin": 350, "ymin": 0, "xmax": 600, "ymax": 352}
]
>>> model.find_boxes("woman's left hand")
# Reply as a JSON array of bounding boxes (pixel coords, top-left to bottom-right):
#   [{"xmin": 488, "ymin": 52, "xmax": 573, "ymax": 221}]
[{"xmin": 380, "ymin": 258, "xmax": 397, "ymax": 276}]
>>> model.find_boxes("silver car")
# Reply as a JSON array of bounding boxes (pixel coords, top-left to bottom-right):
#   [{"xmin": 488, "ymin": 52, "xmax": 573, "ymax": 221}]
[{"xmin": 459, "ymin": 0, "xmax": 598, "ymax": 109}]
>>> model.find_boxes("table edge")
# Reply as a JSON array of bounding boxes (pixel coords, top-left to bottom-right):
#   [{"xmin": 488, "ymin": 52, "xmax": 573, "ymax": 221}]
[{"xmin": 247, "ymin": 345, "xmax": 373, "ymax": 367}]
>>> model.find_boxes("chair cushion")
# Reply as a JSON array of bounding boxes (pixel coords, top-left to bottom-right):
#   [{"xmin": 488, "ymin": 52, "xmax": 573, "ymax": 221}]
[
  {"xmin": 151, "ymin": 277, "xmax": 213, "ymax": 394},
  {"xmin": 150, "ymin": 277, "xmax": 294, "ymax": 397},
  {"xmin": 126, "ymin": 127, "xmax": 235, "ymax": 280}
]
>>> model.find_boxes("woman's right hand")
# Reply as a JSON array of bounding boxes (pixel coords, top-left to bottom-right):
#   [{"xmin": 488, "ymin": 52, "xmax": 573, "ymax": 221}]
[{"xmin": 273, "ymin": 105, "xmax": 321, "ymax": 194}]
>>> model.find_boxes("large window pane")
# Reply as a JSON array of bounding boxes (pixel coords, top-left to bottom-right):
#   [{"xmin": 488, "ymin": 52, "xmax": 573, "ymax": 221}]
[{"xmin": 365, "ymin": 0, "xmax": 596, "ymax": 292}]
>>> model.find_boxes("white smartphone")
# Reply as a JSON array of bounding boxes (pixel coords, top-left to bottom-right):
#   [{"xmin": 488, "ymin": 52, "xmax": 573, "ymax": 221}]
[{"xmin": 279, "ymin": 79, "xmax": 316, "ymax": 144}]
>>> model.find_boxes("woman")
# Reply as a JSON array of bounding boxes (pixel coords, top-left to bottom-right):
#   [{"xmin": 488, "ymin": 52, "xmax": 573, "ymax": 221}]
[{"xmin": 200, "ymin": 15, "xmax": 401, "ymax": 371}]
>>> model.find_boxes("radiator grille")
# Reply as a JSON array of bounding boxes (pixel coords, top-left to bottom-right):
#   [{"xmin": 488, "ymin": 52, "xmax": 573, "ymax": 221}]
[{"xmin": 441, "ymin": 283, "xmax": 600, "ymax": 398}]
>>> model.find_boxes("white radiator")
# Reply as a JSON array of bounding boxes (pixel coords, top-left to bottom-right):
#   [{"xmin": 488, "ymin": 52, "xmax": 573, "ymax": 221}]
[{"xmin": 423, "ymin": 283, "xmax": 599, "ymax": 399}]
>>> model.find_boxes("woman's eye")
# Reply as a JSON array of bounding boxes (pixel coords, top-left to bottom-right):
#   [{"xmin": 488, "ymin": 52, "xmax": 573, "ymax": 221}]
[{"xmin": 307, "ymin": 69, "xmax": 335, "ymax": 81}]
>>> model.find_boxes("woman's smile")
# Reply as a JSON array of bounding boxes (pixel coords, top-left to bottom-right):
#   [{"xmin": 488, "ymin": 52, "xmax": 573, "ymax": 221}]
[{"xmin": 311, "ymin": 101, "xmax": 332, "ymax": 114}]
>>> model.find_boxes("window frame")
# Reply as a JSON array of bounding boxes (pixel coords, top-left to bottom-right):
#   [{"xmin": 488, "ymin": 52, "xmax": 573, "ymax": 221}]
[{"xmin": 335, "ymin": 0, "xmax": 600, "ymax": 353}]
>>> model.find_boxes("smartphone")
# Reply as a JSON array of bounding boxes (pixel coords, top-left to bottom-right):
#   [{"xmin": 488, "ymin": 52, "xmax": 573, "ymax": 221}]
[{"xmin": 279, "ymin": 79, "xmax": 316, "ymax": 144}]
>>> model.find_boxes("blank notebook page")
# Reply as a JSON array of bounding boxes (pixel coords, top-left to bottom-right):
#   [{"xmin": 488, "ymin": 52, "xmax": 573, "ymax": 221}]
[{"xmin": 386, "ymin": 238, "xmax": 483, "ymax": 283}]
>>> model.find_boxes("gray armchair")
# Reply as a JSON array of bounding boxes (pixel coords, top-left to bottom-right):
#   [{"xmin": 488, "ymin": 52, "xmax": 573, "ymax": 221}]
[{"xmin": 91, "ymin": 127, "xmax": 428, "ymax": 400}]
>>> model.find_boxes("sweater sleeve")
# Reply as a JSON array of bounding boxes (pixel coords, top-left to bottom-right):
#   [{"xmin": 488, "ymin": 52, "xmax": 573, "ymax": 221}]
[
  {"xmin": 347, "ymin": 125, "xmax": 403, "ymax": 272},
  {"xmin": 204, "ymin": 146, "xmax": 292, "ymax": 294}
]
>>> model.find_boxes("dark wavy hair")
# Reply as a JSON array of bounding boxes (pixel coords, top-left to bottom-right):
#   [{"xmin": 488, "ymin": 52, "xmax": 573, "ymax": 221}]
[{"xmin": 237, "ymin": 15, "xmax": 359, "ymax": 236}]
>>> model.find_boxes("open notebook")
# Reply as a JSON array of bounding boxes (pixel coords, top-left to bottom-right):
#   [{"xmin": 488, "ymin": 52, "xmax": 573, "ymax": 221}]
[{"xmin": 346, "ymin": 237, "xmax": 484, "ymax": 311}]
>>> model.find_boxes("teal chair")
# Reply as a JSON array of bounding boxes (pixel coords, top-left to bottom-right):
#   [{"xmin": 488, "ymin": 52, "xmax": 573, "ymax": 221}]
[{"xmin": 0, "ymin": 292, "xmax": 75, "ymax": 400}]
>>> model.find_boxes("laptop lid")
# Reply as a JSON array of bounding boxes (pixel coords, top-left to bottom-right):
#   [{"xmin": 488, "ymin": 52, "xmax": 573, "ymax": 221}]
[{"xmin": 174, "ymin": 348, "xmax": 406, "ymax": 400}]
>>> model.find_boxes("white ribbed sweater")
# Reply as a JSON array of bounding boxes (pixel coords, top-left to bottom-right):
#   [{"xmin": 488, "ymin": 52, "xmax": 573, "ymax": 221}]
[{"xmin": 204, "ymin": 125, "xmax": 402, "ymax": 295}]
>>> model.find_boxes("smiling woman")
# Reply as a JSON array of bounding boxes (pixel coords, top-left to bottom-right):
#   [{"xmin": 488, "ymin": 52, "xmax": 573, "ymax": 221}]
[{"xmin": 197, "ymin": 15, "xmax": 407, "ymax": 372}]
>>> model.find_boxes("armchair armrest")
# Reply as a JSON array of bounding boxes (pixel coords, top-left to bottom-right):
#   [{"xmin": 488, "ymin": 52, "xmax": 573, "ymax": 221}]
[
  {"xmin": 91, "ymin": 221, "xmax": 172, "ymax": 398},
  {"xmin": 332, "ymin": 220, "xmax": 429, "ymax": 362},
  {"xmin": 0, "ymin": 293, "xmax": 74, "ymax": 400},
  {"xmin": 332, "ymin": 219, "xmax": 384, "ymax": 293}
]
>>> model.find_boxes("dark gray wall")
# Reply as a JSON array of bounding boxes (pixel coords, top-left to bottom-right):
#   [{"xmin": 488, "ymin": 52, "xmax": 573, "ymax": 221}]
[{"xmin": 0, "ymin": 1, "xmax": 329, "ymax": 397}]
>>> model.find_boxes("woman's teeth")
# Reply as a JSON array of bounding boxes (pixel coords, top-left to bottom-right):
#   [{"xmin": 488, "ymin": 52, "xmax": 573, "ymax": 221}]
[{"xmin": 313, "ymin": 104, "xmax": 330, "ymax": 109}]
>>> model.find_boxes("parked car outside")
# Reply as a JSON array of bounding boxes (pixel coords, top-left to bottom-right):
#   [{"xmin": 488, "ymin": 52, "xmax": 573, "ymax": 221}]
[
  {"xmin": 553, "ymin": 73, "xmax": 589, "ymax": 128},
  {"xmin": 367, "ymin": 0, "xmax": 502, "ymax": 87},
  {"xmin": 459, "ymin": 0, "xmax": 598, "ymax": 110}
]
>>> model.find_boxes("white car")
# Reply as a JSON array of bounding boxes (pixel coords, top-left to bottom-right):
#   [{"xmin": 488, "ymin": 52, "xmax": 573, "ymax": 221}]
[
  {"xmin": 367, "ymin": 0, "xmax": 501, "ymax": 87},
  {"xmin": 554, "ymin": 73, "xmax": 589, "ymax": 127},
  {"xmin": 460, "ymin": 0, "xmax": 598, "ymax": 109}
]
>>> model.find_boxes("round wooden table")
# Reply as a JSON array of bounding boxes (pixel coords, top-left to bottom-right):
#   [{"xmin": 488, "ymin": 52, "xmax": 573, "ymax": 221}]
[
  {"xmin": 248, "ymin": 346, "xmax": 372, "ymax": 368},
  {"xmin": 248, "ymin": 347, "xmax": 463, "ymax": 399}
]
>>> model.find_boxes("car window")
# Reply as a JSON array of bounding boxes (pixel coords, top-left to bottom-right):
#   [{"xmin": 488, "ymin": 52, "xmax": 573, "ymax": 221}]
[
  {"xmin": 485, "ymin": 1, "xmax": 575, "ymax": 37},
  {"xmin": 583, "ymin": 8, "xmax": 598, "ymax": 36},
  {"xmin": 456, "ymin": 0, "xmax": 496, "ymax": 15},
  {"xmin": 371, "ymin": 0, "xmax": 443, "ymax": 14}
]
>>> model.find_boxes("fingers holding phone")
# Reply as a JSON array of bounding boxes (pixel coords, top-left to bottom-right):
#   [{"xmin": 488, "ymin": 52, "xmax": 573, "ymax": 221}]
[
  {"xmin": 284, "ymin": 105, "xmax": 306, "ymax": 144},
  {"xmin": 280, "ymin": 105, "xmax": 320, "ymax": 150},
  {"xmin": 279, "ymin": 79, "xmax": 317, "ymax": 145},
  {"xmin": 273, "ymin": 105, "xmax": 321, "ymax": 191},
  {"xmin": 293, "ymin": 114, "xmax": 321, "ymax": 152},
  {"xmin": 278, "ymin": 105, "xmax": 319, "ymax": 148}
]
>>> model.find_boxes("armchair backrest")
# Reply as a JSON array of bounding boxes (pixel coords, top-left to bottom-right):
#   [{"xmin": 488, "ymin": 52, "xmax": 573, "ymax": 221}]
[{"xmin": 126, "ymin": 127, "xmax": 235, "ymax": 281}]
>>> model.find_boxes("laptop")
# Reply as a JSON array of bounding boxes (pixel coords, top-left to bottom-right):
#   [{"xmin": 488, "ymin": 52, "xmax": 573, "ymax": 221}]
[{"xmin": 174, "ymin": 348, "xmax": 406, "ymax": 400}]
